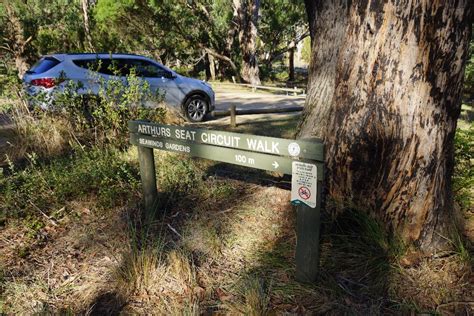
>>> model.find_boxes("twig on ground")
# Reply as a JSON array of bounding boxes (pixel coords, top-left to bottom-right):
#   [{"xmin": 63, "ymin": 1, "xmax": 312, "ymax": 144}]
[
  {"xmin": 30, "ymin": 201, "xmax": 58, "ymax": 227},
  {"xmin": 167, "ymin": 223, "xmax": 183, "ymax": 239}
]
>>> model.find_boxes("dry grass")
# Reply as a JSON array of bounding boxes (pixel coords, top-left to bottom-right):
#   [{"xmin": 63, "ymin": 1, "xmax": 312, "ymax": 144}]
[
  {"xmin": 389, "ymin": 256, "xmax": 473, "ymax": 313},
  {"xmin": 1, "ymin": 159, "xmax": 472, "ymax": 314},
  {"xmin": 224, "ymin": 276, "xmax": 272, "ymax": 315},
  {"xmin": 1, "ymin": 102, "xmax": 73, "ymax": 164},
  {"xmin": 0, "ymin": 201, "xmax": 129, "ymax": 314},
  {"xmin": 0, "ymin": 113, "xmax": 472, "ymax": 314}
]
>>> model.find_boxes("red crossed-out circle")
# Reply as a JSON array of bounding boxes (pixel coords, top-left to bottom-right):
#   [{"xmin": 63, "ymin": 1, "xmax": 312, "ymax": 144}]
[{"xmin": 298, "ymin": 186, "xmax": 311, "ymax": 200}]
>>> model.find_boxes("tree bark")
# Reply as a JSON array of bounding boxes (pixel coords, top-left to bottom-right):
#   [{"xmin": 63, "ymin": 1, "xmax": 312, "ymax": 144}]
[
  {"xmin": 4, "ymin": 4, "xmax": 30, "ymax": 78},
  {"xmin": 81, "ymin": 0, "xmax": 94, "ymax": 51},
  {"xmin": 288, "ymin": 45, "xmax": 295, "ymax": 82},
  {"xmin": 208, "ymin": 53, "xmax": 216, "ymax": 80},
  {"xmin": 233, "ymin": 0, "xmax": 261, "ymax": 85},
  {"xmin": 299, "ymin": 0, "xmax": 472, "ymax": 253}
]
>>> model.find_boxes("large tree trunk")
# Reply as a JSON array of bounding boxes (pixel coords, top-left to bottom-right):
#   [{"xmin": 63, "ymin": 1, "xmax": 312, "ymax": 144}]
[
  {"xmin": 208, "ymin": 53, "xmax": 216, "ymax": 81},
  {"xmin": 288, "ymin": 43, "xmax": 295, "ymax": 82},
  {"xmin": 233, "ymin": 0, "xmax": 261, "ymax": 85},
  {"xmin": 298, "ymin": 1, "xmax": 472, "ymax": 253},
  {"xmin": 4, "ymin": 4, "xmax": 30, "ymax": 78}
]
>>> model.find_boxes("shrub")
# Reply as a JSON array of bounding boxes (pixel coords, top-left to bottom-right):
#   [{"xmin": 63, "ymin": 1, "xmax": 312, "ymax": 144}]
[
  {"xmin": 0, "ymin": 147, "xmax": 140, "ymax": 221},
  {"xmin": 1, "ymin": 65, "xmax": 167, "ymax": 163},
  {"xmin": 48, "ymin": 68, "xmax": 167, "ymax": 148}
]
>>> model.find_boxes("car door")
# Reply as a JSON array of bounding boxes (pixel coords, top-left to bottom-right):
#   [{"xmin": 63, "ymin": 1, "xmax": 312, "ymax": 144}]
[{"xmin": 129, "ymin": 59, "xmax": 184, "ymax": 107}]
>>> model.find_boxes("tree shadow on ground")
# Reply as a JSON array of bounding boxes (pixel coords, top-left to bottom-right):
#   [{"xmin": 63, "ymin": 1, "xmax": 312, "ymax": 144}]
[
  {"xmin": 237, "ymin": 207, "xmax": 400, "ymax": 314},
  {"xmin": 205, "ymin": 162, "xmax": 291, "ymax": 190},
  {"xmin": 83, "ymin": 150, "xmax": 398, "ymax": 314},
  {"xmin": 86, "ymin": 292, "xmax": 127, "ymax": 315}
]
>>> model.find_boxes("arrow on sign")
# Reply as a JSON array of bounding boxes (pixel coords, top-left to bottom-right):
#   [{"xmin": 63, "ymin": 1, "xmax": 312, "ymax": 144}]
[{"xmin": 272, "ymin": 161, "xmax": 279, "ymax": 169}]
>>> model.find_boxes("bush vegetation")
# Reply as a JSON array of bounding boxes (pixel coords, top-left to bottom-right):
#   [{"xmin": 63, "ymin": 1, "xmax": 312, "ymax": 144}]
[
  {"xmin": 0, "ymin": 147, "xmax": 140, "ymax": 221},
  {"xmin": 1, "ymin": 71, "xmax": 473, "ymax": 313},
  {"xmin": 0, "ymin": 35, "xmax": 472, "ymax": 314}
]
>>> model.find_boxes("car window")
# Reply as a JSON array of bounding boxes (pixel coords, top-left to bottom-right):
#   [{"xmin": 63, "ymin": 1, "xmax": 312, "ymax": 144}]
[
  {"xmin": 73, "ymin": 59, "xmax": 107, "ymax": 75},
  {"xmin": 125, "ymin": 59, "xmax": 170, "ymax": 78},
  {"xmin": 73, "ymin": 58, "xmax": 171, "ymax": 78},
  {"xmin": 28, "ymin": 57, "xmax": 60, "ymax": 74}
]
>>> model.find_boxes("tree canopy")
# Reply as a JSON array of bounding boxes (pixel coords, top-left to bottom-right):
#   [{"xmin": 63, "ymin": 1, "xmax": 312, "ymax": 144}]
[{"xmin": 0, "ymin": 0, "xmax": 308, "ymax": 81}]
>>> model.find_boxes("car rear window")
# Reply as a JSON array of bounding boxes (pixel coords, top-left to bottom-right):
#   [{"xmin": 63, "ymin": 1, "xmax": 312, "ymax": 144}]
[{"xmin": 28, "ymin": 57, "xmax": 60, "ymax": 74}]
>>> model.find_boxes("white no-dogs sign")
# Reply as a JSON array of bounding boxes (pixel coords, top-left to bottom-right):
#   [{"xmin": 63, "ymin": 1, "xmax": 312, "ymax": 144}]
[{"xmin": 291, "ymin": 161, "xmax": 317, "ymax": 208}]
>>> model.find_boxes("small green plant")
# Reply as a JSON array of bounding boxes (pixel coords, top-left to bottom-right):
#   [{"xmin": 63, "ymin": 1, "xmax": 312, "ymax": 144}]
[
  {"xmin": 24, "ymin": 214, "xmax": 45, "ymax": 238},
  {"xmin": 450, "ymin": 230, "xmax": 471, "ymax": 263},
  {"xmin": 210, "ymin": 182, "xmax": 234, "ymax": 199},
  {"xmin": 51, "ymin": 67, "xmax": 166, "ymax": 148}
]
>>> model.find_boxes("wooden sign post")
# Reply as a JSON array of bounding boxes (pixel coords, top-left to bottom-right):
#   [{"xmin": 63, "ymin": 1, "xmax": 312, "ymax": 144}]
[{"xmin": 129, "ymin": 121, "xmax": 324, "ymax": 283}]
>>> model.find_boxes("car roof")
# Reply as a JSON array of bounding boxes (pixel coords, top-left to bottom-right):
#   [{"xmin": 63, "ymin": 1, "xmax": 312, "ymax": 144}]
[
  {"xmin": 45, "ymin": 53, "xmax": 153, "ymax": 61},
  {"xmin": 38, "ymin": 53, "xmax": 176, "ymax": 74}
]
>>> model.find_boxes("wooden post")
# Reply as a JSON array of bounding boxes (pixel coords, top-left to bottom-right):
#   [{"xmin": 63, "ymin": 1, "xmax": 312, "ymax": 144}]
[
  {"xmin": 230, "ymin": 105, "xmax": 237, "ymax": 128},
  {"xmin": 295, "ymin": 175, "xmax": 322, "ymax": 283},
  {"xmin": 295, "ymin": 136, "xmax": 324, "ymax": 283},
  {"xmin": 137, "ymin": 146, "xmax": 158, "ymax": 215}
]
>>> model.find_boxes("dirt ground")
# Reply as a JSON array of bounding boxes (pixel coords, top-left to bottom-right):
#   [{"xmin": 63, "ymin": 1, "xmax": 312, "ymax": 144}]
[{"xmin": 212, "ymin": 84, "xmax": 305, "ymax": 112}]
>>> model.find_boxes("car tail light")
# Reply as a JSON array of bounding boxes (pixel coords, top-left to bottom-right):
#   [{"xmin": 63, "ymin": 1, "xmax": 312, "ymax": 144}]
[{"xmin": 31, "ymin": 78, "xmax": 56, "ymax": 88}]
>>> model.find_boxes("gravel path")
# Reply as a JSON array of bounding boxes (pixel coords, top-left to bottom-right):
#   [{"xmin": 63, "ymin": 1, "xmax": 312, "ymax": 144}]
[{"xmin": 211, "ymin": 87, "xmax": 305, "ymax": 125}]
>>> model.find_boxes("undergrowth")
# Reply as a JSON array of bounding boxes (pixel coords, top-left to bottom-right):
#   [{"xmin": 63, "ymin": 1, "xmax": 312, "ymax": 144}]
[
  {"xmin": 453, "ymin": 121, "xmax": 473, "ymax": 211},
  {"xmin": 0, "ymin": 72, "xmax": 472, "ymax": 313},
  {"xmin": 0, "ymin": 147, "xmax": 141, "ymax": 223}
]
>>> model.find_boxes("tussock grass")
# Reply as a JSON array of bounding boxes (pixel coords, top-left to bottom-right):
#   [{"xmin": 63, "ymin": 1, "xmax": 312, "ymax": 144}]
[
  {"xmin": 224, "ymin": 276, "xmax": 272, "ymax": 315},
  {"xmin": 9, "ymin": 113, "xmax": 72, "ymax": 162},
  {"xmin": 114, "ymin": 231, "xmax": 166, "ymax": 296}
]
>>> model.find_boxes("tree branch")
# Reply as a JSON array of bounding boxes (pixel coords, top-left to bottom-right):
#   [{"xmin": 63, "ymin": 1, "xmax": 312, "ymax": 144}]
[{"xmin": 265, "ymin": 31, "xmax": 309, "ymax": 64}]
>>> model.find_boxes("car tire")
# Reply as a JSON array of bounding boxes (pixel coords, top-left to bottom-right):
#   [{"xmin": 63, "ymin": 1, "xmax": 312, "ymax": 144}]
[{"xmin": 184, "ymin": 94, "xmax": 208, "ymax": 122}]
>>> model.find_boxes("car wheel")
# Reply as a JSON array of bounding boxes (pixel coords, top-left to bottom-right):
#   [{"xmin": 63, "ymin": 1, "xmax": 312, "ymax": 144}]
[{"xmin": 184, "ymin": 95, "xmax": 208, "ymax": 122}]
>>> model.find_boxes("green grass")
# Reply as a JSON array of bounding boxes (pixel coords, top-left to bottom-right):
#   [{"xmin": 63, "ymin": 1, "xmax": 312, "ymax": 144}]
[{"xmin": 0, "ymin": 147, "xmax": 141, "ymax": 223}]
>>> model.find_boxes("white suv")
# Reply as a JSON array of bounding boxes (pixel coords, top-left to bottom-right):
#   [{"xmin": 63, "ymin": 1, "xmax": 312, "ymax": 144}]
[{"xmin": 23, "ymin": 53, "xmax": 215, "ymax": 122}]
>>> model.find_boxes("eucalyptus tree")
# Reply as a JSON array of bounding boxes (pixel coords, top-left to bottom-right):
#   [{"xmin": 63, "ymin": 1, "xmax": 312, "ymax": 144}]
[
  {"xmin": 93, "ymin": 0, "xmax": 237, "ymax": 77},
  {"xmin": 1, "ymin": 0, "xmax": 90, "ymax": 77},
  {"xmin": 232, "ymin": 0, "xmax": 261, "ymax": 84},
  {"xmin": 299, "ymin": 0, "xmax": 472, "ymax": 252},
  {"xmin": 259, "ymin": 0, "xmax": 307, "ymax": 81}
]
